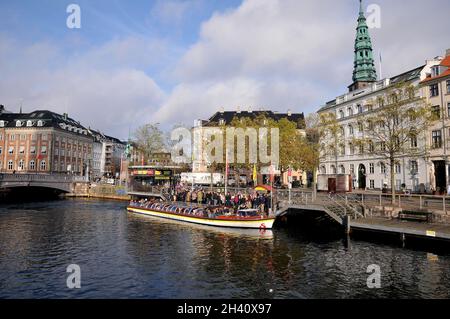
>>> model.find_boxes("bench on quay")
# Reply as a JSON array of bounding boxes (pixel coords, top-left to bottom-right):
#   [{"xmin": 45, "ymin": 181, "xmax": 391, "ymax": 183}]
[{"xmin": 398, "ymin": 210, "xmax": 433, "ymax": 223}]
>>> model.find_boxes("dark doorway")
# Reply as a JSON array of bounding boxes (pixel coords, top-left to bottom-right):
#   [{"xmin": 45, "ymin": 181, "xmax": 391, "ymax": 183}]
[
  {"xmin": 328, "ymin": 178, "xmax": 337, "ymax": 193},
  {"xmin": 434, "ymin": 161, "xmax": 446, "ymax": 194},
  {"xmin": 358, "ymin": 164, "xmax": 367, "ymax": 190}
]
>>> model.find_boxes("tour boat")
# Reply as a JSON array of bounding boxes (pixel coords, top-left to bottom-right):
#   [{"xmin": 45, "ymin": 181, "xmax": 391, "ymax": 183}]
[{"xmin": 127, "ymin": 202, "xmax": 276, "ymax": 230}]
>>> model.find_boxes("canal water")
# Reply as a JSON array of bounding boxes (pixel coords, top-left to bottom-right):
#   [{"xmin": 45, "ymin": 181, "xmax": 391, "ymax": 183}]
[{"xmin": 1, "ymin": 198, "xmax": 450, "ymax": 299}]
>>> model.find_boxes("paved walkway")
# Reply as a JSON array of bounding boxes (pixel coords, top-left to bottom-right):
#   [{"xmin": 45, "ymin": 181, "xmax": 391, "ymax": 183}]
[{"xmin": 351, "ymin": 218, "xmax": 450, "ymax": 240}]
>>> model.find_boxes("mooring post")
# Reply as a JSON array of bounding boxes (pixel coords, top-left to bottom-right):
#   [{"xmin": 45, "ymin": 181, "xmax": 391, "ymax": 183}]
[
  {"xmin": 443, "ymin": 197, "xmax": 446, "ymax": 213},
  {"xmin": 343, "ymin": 215, "xmax": 351, "ymax": 235}
]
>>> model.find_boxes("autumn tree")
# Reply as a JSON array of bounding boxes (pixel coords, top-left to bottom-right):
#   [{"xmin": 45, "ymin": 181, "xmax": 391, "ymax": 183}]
[
  {"xmin": 318, "ymin": 112, "xmax": 345, "ymax": 174},
  {"xmin": 132, "ymin": 123, "xmax": 166, "ymax": 163}
]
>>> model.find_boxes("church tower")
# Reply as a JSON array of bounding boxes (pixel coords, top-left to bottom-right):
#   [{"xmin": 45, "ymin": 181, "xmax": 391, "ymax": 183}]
[{"xmin": 348, "ymin": 0, "xmax": 377, "ymax": 92}]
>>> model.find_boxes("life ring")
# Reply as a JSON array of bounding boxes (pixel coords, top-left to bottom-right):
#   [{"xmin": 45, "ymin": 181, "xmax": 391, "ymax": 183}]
[{"xmin": 259, "ymin": 223, "xmax": 267, "ymax": 230}]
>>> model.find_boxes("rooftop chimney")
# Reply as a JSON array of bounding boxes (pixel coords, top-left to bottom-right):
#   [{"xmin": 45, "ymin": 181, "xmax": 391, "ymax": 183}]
[
  {"xmin": 0, "ymin": 105, "xmax": 4, "ymax": 113},
  {"xmin": 63, "ymin": 112, "xmax": 68, "ymax": 120},
  {"xmin": 287, "ymin": 109, "xmax": 292, "ymax": 116}
]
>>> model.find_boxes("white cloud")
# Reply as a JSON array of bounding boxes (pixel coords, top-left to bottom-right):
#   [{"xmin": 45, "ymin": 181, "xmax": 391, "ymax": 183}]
[
  {"xmin": 157, "ymin": 0, "xmax": 450, "ymax": 125},
  {"xmin": 1, "ymin": 0, "xmax": 449, "ymax": 138},
  {"xmin": 150, "ymin": 0, "xmax": 203, "ymax": 26},
  {"xmin": 0, "ymin": 35, "xmax": 166, "ymax": 140}
]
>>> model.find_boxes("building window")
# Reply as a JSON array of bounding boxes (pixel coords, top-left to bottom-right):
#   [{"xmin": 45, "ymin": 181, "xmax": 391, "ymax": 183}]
[
  {"xmin": 30, "ymin": 146, "xmax": 36, "ymax": 154},
  {"xmin": 37, "ymin": 120, "xmax": 44, "ymax": 127},
  {"xmin": 8, "ymin": 160, "xmax": 13, "ymax": 170},
  {"xmin": 19, "ymin": 146, "xmax": 25, "ymax": 154},
  {"xmin": 357, "ymin": 104, "xmax": 363, "ymax": 113},
  {"xmin": 0, "ymin": 147, "xmax": 2, "ymax": 155},
  {"xmin": 26, "ymin": 120, "xmax": 33, "ymax": 127},
  {"xmin": 432, "ymin": 105, "xmax": 441, "ymax": 119},
  {"xmin": 347, "ymin": 107, "xmax": 353, "ymax": 116},
  {"xmin": 350, "ymin": 164, "xmax": 355, "ymax": 174},
  {"xmin": 395, "ymin": 163, "xmax": 401, "ymax": 174},
  {"xmin": 447, "ymin": 80, "xmax": 450, "ymax": 94},
  {"xmin": 20, "ymin": 134, "xmax": 26, "ymax": 140},
  {"xmin": 380, "ymin": 162, "xmax": 386, "ymax": 174},
  {"xmin": 9, "ymin": 134, "xmax": 16, "ymax": 141},
  {"xmin": 41, "ymin": 146, "xmax": 47, "ymax": 155},
  {"xmin": 55, "ymin": 149, "xmax": 59, "ymax": 156},
  {"xmin": 410, "ymin": 161, "xmax": 418, "ymax": 175},
  {"xmin": 370, "ymin": 180, "xmax": 375, "ymax": 189},
  {"xmin": 16, "ymin": 120, "xmax": 22, "ymax": 127},
  {"xmin": 339, "ymin": 165, "xmax": 345, "ymax": 174},
  {"xmin": 18, "ymin": 160, "xmax": 24, "ymax": 170},
  {"xmin": 359, "ymin": 144, "xmax": 364, "ymax": 154},
  {"xmin": 331, "ymin": 165, "xmax": 336, "ymax": 174},
  {"xmin": 432, "ymin": 130, "xmax": 442, "ymax": 148},
  {"xmin": 339, "ymin": 110, "xmax": 344, "ymax": 119},
  {"xmin": 430, "ymin": 84, "xmax": 439, "ymax": 97},
  {"xmin": 431, "ymin": 66, "xmax": 440, "ymax": 77},
  {"xmin": 369, "ymin": 163, "xmax": 374, "ymax": 174},
  {"xmin": 42, "ymin": 134, "xmax": 48, "ymax": 141},
  {"xmin": 8, "ymin": 147, "xmax": 13, "ymax": 155},
  {"xmin": 358, "ymin": 122, "xmax": 364, "ymax": 132},
  {"xmin": 348, "ymin": 125, "xmax": 354, "ymax": 135},
  {"xmin": 410, "ymin": 135, "xmax": 418, "ymax": 148},
  {"xmin": 40, "ymin": 160, "xmax": 46, "ymax": 171},
  {"xmin": 368, "ymin": 141, "xmax": 375, "ymax": 153},
  {"xmin": 349, "ymin": 143, "xmax": 355, "ymax": 155},
  {"xmin": 30, "ymin": 160, "xmax": 35, "ymax": 170}
]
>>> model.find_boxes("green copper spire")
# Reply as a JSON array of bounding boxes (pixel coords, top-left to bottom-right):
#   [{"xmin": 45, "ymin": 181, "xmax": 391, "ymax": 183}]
[{"xmin": 351, "ymin": 0, "xmax": 377, "ymax": 89}]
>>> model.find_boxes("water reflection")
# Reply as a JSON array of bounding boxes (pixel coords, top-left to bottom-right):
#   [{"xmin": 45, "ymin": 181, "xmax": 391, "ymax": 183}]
[{"xmin": 1, "ymin": 199, "xmax": 450, "ymax": 298}]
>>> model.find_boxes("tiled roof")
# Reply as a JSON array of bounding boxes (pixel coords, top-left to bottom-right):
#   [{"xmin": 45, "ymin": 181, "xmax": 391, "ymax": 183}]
[
  {"xmin": 205, "ymin": 110, "xmax": 305, "ymax": 129},
  {"xmin": 0, "ymin": 110, "xmax": 90, "ymax": 137},
  {"xmin": 420, "ymin": 56, "xmax": 450, "ymax": 84}
]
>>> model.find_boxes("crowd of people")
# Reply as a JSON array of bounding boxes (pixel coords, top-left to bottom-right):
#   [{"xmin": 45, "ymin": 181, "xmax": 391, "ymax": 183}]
[{"xmin": 170, "ymin": 186, "xmax": 275, "ymax": 215}]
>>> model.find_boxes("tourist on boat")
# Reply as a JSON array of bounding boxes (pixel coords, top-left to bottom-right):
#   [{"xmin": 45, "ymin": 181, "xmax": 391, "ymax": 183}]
[{"xmin": 197, "ymin": 190, "xmax": 203, "ymax": 204}]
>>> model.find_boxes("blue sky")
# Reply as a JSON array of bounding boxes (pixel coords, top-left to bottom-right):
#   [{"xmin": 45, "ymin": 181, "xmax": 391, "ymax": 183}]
[{"xmin": 0, "ymin": 0, "xmax": 449, "ymax": 139}]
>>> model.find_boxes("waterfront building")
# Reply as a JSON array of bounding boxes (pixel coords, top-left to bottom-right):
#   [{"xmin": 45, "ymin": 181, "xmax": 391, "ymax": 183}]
[
  {"xmin": 192, "ymin": 109, "xmax": 306, "ymax": 186},
  {"xmin": 420, "ymin": 49, "xmax": 450, "ymax": 193},
  {"xmin": 317, "ymin": 1, "xmax": 442, "ymax": 193},
  {"xmin": 88, "ymin": 129, "xmax": 127, "ymax": 180},
  {"xmin": 0, "ymin": 109, "xmax": 92, "ymax": 176}
]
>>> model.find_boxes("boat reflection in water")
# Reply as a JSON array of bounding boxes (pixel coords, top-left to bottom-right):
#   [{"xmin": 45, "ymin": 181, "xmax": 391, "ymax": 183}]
[{"xmin": 128, "ymin": 210, "xmax": 274, "ymax": 240}]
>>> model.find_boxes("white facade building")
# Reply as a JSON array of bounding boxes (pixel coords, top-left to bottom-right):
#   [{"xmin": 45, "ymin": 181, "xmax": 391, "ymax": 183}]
[{"xmin": 317, "ymin": 59, "xmax": 442, "ymax": 193}]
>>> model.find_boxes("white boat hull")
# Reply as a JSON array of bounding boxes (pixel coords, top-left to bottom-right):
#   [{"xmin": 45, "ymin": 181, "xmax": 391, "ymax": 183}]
[{"xmin": 127, "ymin": 207, "xmax": 276, "ymax": 229}]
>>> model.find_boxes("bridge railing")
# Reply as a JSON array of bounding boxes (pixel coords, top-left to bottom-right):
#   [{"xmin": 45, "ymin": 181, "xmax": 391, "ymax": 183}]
[{"xmin": 0, "ymin": 173, "xmax": 87, "ymax": 183}]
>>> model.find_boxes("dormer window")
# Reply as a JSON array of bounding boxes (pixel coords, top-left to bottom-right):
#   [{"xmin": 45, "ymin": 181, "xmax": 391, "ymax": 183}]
[
  {"xmin": 37, "ymin": 120, "xmax": 44, "ymax": 127},
  {"xmin": 219, "ymin": 119, "xmax": 225, "ymax": 125},
  {"xmin": 432, "ymin": 66, "xmax": 440, "ymax": 77},
  {"xmin": 27, "ymin": 120, "xmax": 33, "ymax": 127},
  {"xmin": 0, "ymin": 120, "xmax": 4, "ymax": 127},
  {"xmin": 16, "ymin": 120, "xmax": 22, "ymax": 127}
]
